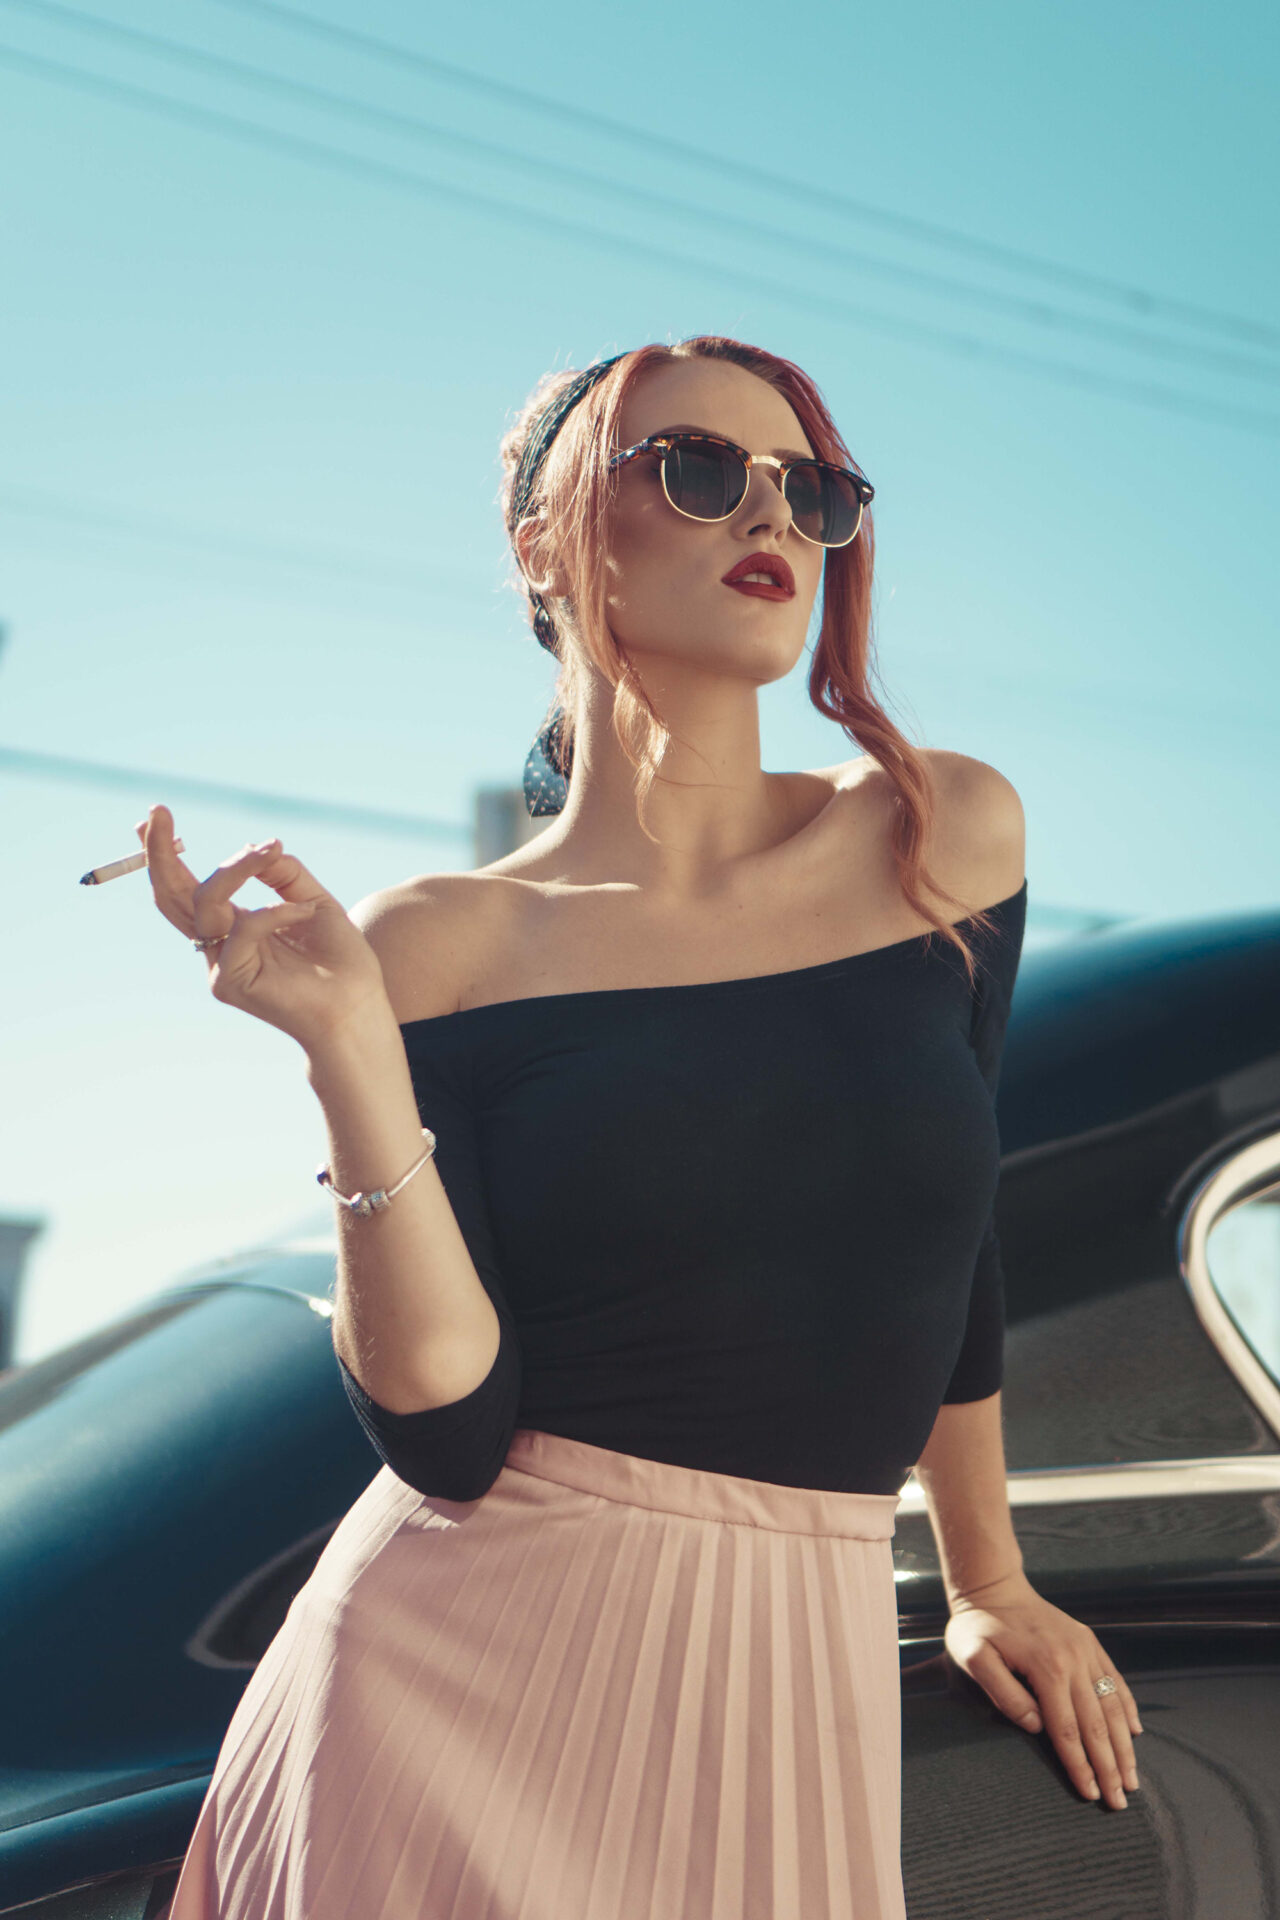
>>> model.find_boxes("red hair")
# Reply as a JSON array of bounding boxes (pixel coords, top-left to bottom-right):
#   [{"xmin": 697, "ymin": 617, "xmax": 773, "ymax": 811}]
[{"xmin": 499, "ymin": 335, "xmax": 997, "ymax": 989}]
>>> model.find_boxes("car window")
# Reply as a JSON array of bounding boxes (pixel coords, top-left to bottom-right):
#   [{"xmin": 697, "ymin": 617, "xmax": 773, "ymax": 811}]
[{"xmin": 1205, "ymin": 1178, "xmax": 1280, "ymax": 1388}]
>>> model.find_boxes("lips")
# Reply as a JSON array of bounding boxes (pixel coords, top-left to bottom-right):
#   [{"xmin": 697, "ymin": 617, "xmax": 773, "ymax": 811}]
[{"xmin": 721, "ymin": 551, "xmax": 796, "ymax": 597}]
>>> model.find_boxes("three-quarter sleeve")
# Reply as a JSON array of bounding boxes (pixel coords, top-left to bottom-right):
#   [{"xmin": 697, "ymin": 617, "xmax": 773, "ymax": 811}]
[
  {"xmin": 941, "ymin": 882, "xmax": 1027, "ymax": 1403},
  {"xmin": 335, "ymin": 1022, "xmax": 522, "ymax": 1502}
]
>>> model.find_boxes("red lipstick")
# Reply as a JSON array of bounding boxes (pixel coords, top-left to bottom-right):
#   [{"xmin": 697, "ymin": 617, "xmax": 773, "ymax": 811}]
[{"xmin": 721, "ymin": 551, "xmax": 796, "ymax": 600}]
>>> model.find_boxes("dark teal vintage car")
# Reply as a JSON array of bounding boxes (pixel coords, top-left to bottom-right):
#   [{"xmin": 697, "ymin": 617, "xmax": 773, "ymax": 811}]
[{"xmin": 3, "ymin": 895, "xmax": 1279, "ymax": 1918}]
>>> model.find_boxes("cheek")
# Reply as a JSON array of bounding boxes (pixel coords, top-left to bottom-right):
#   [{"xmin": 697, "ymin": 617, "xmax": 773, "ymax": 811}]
[
  {"xmin": 614, "ymin": 488, "xmax": 670, "ymax": 559},
  {"xmin": 607, "ymin": 508, "xmax": 701, "ymax": 606}
]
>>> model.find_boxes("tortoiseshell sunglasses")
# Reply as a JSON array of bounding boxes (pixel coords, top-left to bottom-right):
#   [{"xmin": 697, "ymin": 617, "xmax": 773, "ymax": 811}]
[{"xmin": 609, "ymin": 430, "xmax": 874, "ymax": 549}]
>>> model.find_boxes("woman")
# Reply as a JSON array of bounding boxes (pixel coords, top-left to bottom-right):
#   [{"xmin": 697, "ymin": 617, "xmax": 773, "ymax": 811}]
[{"xmin": 151, "ymin": 336, "xmax": 1142, "ymax": 1919}]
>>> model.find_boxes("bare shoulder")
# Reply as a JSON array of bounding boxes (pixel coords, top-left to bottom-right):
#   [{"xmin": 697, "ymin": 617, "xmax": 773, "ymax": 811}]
[
  {"xmin": 919, "ymin": 748, "xmax": 1025, "ymax": 908},
  {"xmin": 347, "ymin": 871, "xmax": 511, "ymax": 1024},
  {"xmin": 836, "ymin": 748, "xmax": 1023, "ymax": 913}
]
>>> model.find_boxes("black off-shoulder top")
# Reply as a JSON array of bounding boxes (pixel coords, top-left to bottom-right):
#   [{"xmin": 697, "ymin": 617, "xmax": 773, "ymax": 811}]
[{"xmin": 338, "ymin": 878, "xmax": 1028, "ymax": 1501}]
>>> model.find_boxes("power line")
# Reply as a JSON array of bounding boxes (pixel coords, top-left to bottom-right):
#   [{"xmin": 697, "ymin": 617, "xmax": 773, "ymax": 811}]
[
  {"xmin": 0, "ymin": 480, "xmax": 507, "ymax": 599},
  {"xmin": 5, "ymin": 0, "xmax": 1275, "ymax": 388},
  {"xmin": 213, "ymin": 0, "xmax": 1280, "ymax": 358},
  {"xmin": 2, "ymin": 39, "xmax": 1278, "ymax": 440},
  {"xmin": 0, "ymin": 743, "xmax": 471, "ymax": 840},
  {"xmin": 0, "ymin": 745, "xmax": 1143, "ymax": 936}
]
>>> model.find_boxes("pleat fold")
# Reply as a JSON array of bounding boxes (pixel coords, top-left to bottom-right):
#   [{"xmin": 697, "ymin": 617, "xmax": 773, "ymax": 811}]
[{"xmin": 166, "ymin": 1430, "xmax": 906, "ymax": 1920}]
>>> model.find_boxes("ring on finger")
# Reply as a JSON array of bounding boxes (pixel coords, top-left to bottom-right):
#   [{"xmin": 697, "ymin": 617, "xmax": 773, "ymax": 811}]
[
  {"xmin": 1092, "ymin": 1675, "xmax": 1118, "ymax": 1699},
  {"xmin": 192, "ymin": 931, "xmax": 230, "ymax": 953}
]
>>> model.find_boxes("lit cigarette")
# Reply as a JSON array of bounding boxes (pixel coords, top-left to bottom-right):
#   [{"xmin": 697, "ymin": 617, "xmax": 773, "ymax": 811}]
[{"xmin": 80, "ymin": 840, "xmax": 186, "ymax": 886}]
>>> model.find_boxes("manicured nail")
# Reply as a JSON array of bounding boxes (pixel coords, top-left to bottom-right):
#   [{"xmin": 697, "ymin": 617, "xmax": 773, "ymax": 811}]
[
  {"xmin": 1125, "ymin": 1768, "xmax": 1140, "ymax": 1791},
  {"xmin": 1112, "ymin": 1790, "xmax": 1128, "ymax": 1810},
  {"xmin": 1085, "ymin": 1779, "xmax": 1100, "ymax": 1799},
  {"xmin": 1019, "ymin": 1712, "xmax": 1041, "ymax": 1731}
]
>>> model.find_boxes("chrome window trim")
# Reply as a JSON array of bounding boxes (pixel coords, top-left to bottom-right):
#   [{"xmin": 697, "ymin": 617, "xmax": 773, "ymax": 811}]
[
  {"xmin": 895, "ymin": 1451, "xmax": 1280, "ymax": 1513},
  {"xmin": 897, "ymin": 1130, "xmax": 1280, "ymax": 1513},
  {"xmin": 898, "ymin": 1612, "xmax": 1280, "ymax": 1639},
  {"xmin": 1175, "ymin": 1128, "xmax": 1280, "ymax": 1442},
  {"xmin": 165, "ymin": 1274, "xmax": 333, "ymax": 1320},
  {"xmin": 162, "ymin": 1278, "xmax": 335, "ymax": 1319}
]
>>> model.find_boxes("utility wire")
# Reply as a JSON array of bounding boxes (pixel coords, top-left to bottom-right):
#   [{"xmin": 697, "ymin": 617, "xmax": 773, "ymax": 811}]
[
  {"xmin": 2, "ymin": 39, "xmax": 1278, "ymax": 440},
  {"xmin": 5, "ymin": 0, "xmax": 1274, "ymax": 387},
  {"xmin": 0, "ymin": 744, "xmax": 1124, "ymax": 933},
  {"xmin": 0, "ymin": 743, "xmax": 471, "ymax": 840},
  {"xmin": 213, "ymin": 0, "xmax": 1280, "ymax": 357},
  {"xmin": 0, "ymin": 480, "xmax": 508, "ymax": 599}
]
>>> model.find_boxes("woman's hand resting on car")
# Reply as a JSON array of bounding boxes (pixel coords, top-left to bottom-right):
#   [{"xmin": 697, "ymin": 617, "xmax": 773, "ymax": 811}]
[{"xmin": 137, "ymin": 803, "xmax": 390, "ymax": 1053}]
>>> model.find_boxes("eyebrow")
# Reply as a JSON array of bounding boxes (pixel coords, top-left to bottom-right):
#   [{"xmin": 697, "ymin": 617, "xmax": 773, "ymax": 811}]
[{"xmin": 653, "ymin": 423, "xmax": 816, "ymax": 462}]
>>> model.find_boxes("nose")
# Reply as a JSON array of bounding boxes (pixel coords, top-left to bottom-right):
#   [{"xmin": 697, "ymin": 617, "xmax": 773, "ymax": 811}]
[{"xmin": 740, "ymin": 461, "xmax": 792, "ymax": 538}]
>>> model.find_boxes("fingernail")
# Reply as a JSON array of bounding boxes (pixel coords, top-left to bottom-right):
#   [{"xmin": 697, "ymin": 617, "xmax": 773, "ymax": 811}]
[
  {"xmin": 1113, "ymin": 1790, "xmax": 1128, "ymax": 1810},
  {"xmin": 1135, "ymin": 1721, "xmax": 1145, "ymax": 1734},
  {"xmin": 1125, "ymin": 1768, "xmax": 1140, "ymax": 1791},
  {"xmin": 1086, "ymin": 1779, "xmax": 1100, "ymax": 1799},
  {"xmin": 1019, "ymin": 1712, "xmax": 1041, "ymax": 1731}
]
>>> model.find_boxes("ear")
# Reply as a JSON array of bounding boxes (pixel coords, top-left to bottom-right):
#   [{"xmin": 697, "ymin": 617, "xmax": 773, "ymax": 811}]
[{"xmin": 514, "ymin": 511, "xmax": 571, "ymax": 599}]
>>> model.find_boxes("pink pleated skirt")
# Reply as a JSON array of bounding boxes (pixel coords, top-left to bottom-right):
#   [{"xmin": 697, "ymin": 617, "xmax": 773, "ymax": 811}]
[{"xmin": 166, "ymin": 1428, "xmax": 907, "ymax": 1920}]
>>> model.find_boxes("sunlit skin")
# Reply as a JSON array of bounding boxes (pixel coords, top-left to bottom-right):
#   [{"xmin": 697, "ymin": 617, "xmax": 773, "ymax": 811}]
[{"xmin": 515, "ymin": 356, "xmax": 830, "ymax": 901}]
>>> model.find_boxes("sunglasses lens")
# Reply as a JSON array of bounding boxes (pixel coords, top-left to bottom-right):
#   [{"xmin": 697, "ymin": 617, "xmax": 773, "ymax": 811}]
[
  {"xmin": 786, "ymin": 465, "xmax": 863, "ymax": 545},
  {"xmin": 658, "ymin": 438, "xmax": 866, "ymax": 546},
  {"xmin": 664, "ymin": 442, "xmax": 748, "ymax": 520}
]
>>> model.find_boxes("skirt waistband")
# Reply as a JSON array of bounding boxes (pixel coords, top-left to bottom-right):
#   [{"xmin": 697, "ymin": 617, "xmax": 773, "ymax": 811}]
[{"xmin": 503, "ymin": 1428, "xmax": 901, "ymax": 1540}]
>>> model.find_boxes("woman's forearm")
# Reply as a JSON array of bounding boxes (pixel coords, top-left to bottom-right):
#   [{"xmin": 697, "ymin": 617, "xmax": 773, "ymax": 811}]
[
  {"xmin": 912, "ymin": 1391, "xmax": 1028, "ymax": 1609},
  {"xmin": 306, "ymin": 1007, "xmax": 500, "ymax": 1414}
]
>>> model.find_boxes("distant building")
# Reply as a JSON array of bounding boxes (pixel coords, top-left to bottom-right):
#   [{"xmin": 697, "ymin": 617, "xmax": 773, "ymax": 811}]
[{"xmin": 474, "ymin": 785, "xmax": 551, "ymax": 865}]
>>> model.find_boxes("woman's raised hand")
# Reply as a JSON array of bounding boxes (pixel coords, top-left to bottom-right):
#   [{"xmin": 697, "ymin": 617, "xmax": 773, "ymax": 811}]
[{"xmin": 137, "ymin": 803, "xmax": 389, "ymax": 1052}]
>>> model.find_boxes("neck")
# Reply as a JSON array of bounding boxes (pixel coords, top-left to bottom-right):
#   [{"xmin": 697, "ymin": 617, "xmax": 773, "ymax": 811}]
[{"xmin": 538, "ymin": 663, "xmax": 797, "ymax": 902}]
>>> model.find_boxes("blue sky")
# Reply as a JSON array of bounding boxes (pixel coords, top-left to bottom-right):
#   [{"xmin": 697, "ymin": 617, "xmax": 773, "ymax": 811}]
[{"xmin": 2, "ymin": 0, "xmax": 1277, "ymax": 1361}]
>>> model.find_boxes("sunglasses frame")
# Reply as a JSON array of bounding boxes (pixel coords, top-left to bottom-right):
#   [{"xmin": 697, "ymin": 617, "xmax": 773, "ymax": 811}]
[{"xmin": 608, "ymin": 430, "xmax": 874, "ymax": 549}]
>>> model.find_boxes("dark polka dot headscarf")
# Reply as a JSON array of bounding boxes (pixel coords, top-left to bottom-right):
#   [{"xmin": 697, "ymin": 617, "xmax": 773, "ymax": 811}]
[{"xmin": 508, "ymin": 352, "xmax": 626, "ymax": 816}]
